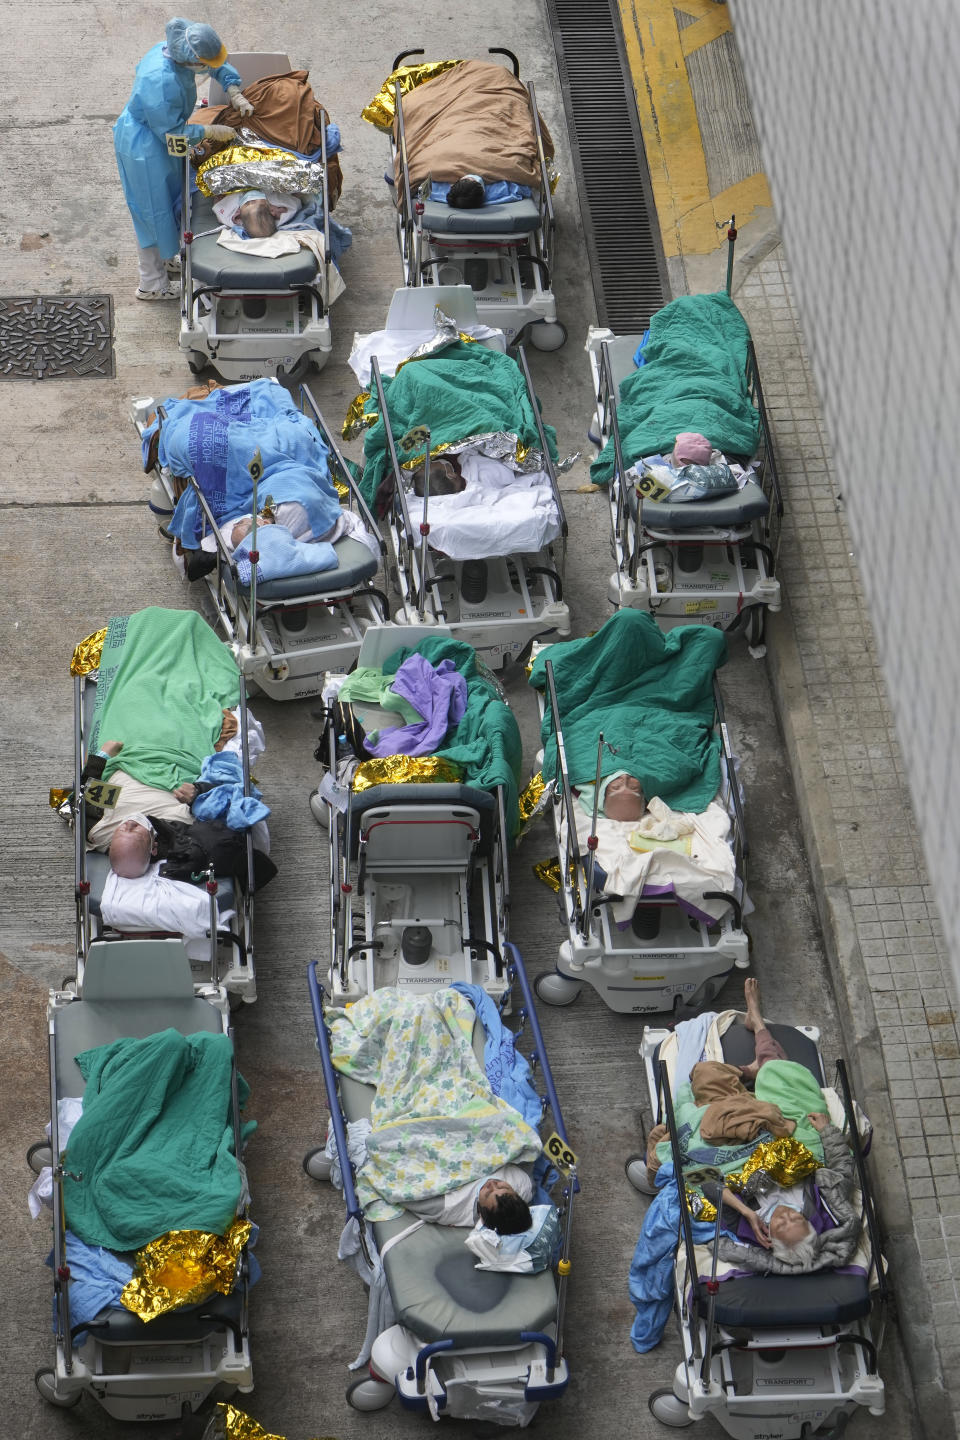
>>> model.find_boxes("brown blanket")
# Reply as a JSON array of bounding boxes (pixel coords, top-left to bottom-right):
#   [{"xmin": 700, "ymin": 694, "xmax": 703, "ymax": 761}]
[
  {"xmin": 393, "ymin": 59, "xmax": 553, "ymax": 192},
  {"xmin": 691, "ymin": 1061, "xmax": 794, "ymax": 1145},
  {"xmin": 191, "ymin": 70, "xmax": 343, "ymax": 206}
]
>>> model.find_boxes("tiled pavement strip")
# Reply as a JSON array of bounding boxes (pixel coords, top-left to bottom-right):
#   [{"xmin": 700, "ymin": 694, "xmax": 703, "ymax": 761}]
[{"xmin": 735, "ymin": 249, "xmax": 960, "ymax": 1428}]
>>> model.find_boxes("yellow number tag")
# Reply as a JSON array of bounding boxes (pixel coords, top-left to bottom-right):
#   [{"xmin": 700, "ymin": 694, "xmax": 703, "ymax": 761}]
[
  {"xmin": 248, "ymin": 448, "xmax": 264, "ymax": 484},
  {"xmin": 635, "ymin": 471, "xmax": 672, "ymax": 503},
  {"xmin": 165, "ymin": 133, "xmax": 190, "ymax": 157},
  {"xmin": 684, "ymin": 599, "xmax": 718, "ymax": 614},
  {"xmin": 83, "ymin": 780, "xmax": 122, "ymax": 810},
  {"xmin": 543, "ymin": 1131, "xmax": 579, "ymax": 1174}
]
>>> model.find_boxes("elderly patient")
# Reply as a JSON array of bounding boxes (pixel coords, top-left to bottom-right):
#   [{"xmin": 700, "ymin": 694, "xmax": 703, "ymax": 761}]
[
  {"xmin": 212, "ymin": 188, "xmax": 303, "ymax": 237},
  {"xmin": 646, "ymin": 978, "xmax": 861, "ymax": 1275}
]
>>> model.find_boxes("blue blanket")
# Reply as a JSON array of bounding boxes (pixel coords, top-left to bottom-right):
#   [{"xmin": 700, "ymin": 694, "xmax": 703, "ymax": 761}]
[
  {"xmin": 629, "ymin": 1162, "xmax": 720, "ymax": 1352},
  {"xmin": 451, "ymin": 982, "xmax": 543, "ymax": 1129},
  {"xmin": 234, "ymin": 524, "xmax": 337, "ymax": 585},
  {"xmin": 144, "ymin": 380, "xmax": 343, "ymax": 549}
]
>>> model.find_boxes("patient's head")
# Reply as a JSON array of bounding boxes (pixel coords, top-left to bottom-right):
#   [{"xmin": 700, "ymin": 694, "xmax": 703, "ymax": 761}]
[
  {"xmin": 477, "ymin": 1179, "xmax": 533, "ymax": 1236},
  {"xmin": 410, "ymin": 456, "xmax": 465, "ymax": 497},
  {"xmin": 236, "ymin": 197, "xmax": 278, "ymax": 237},
  {"xmin": 604, "ymin": 772, "xmax": 646, "ymax": 822},
  {"xmin": 447, "ymin": 175, "xmax": 486, "ymax": 209},
  {"xmin": 230, "ymin": 514, "xmax": 276, "ymax": 548},
  {"xmin": 768, "ymin": 1206, "xmax": 819, "ymax": 1267},
  {"xmin": 109, "ymin": 816, "xmax": 156, "ymax": 878}
]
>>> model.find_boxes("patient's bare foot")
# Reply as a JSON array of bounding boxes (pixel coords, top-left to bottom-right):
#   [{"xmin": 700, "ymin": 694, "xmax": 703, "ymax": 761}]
[{"xmin": 743, "ymin": 976, "xmax": 764, "ymax": 1033}]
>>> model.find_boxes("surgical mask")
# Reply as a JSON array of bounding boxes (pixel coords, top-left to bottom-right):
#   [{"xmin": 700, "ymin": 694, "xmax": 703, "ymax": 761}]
[{"xmin": 123, "ymin": 812, "xmax": 155, "ymax": 834}]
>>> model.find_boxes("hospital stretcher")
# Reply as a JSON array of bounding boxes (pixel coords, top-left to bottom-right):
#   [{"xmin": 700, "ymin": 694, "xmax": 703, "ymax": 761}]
[
  {"xmin": 306, "ymin": 953, "xmax": 575, "ymax": 1427},
  {"xmin": 638, "ymin": 1015, "xmax": 887, "ymax": 1438},
  {"xmin": 530, "ymin": 626, "xmax": 750, "ymax": 1016},
  {"xmin": 178, "ymin": 54, "xmax": 337, "ymax": 381},
  {"xmin": 68, "ymin": 626, "xmax": 259, "ymax": 1004},
  {"xmin": 586, "ymin": 317, "xmax": 783, "ymax": 647},
  {"xmin": 316, "ymin": 625, "xmax": 514, "ymax": 1007},
  {"xmin": 135, "ymin": 383, "xmax": 389, "ymax": 702},
  {"xmin": 366, "ymin": 288, "xmax": 569, "ymax": 670},
  {"xmin": 30, "ymin": 940, "xmax": 254, "ymax": 1421},
  {"xmin": 391, "ymin": 48, "xmax": 563, "ymax": 351}
]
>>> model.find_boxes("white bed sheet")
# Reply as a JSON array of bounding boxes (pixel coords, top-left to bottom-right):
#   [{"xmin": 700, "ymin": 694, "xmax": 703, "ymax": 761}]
[{"xmin": 407, "ymin": 452, "xmax": 561, "ymax": 561}]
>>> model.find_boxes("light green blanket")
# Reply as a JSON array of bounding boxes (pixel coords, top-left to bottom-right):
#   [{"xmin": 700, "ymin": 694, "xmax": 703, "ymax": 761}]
[
  {"xmin": 63, "ymin": 1028, "xmax": 254, "ymax": 1251},
  {"xmin": 590, "ymin": 292, "xmax": 760, "ymax": 485},
  {"xmin": 328, "ymin": 989, "xmax": 542, "ymax": 1221},
  {"xmin": 90, "ymin": 608, "xmax": 241, "ymax": 793},
  {"xmin": 529, "ymin": 610, "xmax": 727, "ymax": 813}
]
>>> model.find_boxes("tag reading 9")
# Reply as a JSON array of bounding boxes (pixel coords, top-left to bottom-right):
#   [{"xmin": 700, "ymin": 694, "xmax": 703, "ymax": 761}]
[{"xmin": 543, "ymin": 1130, "xmax": 578, "ymax": 1174}]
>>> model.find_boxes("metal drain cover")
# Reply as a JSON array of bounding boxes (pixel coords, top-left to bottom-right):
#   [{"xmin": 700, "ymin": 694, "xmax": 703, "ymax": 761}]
[{"xmin": 0, "ymin": 295, "xmax": 115, "ymax": 379}]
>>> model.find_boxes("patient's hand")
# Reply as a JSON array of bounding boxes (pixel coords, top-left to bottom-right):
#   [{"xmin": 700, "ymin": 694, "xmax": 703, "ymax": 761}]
[
  {"xmin": 101, "ymin": 740, "xmax": 124, "ymax": 757},
  {"xmin": 173, "ymin": 782, "xmax": 198, "ymax": 803},
  {"xmin": 807, "ymin": 1112, "xmax": 830, "ymax": 1132},
  {"xmin": 745, "ymin": 1211, "xmax": 771, "ymax": 1249}
]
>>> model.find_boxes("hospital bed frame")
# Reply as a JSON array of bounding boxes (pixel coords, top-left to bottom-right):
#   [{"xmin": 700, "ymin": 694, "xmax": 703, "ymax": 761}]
[
  {"xmin": 533, "ymin": 653, "xmax": 750, "ymax": 1015},
  {"xmin": 137, "ymin": 386, "xmax": 389, "ymax": 701},
  {"xmin": 369, "ymin": 344, "xmax": 570, "ymax": 671},
  {"xmin": 392, "ymin": 47, "xmax": 564, "ymax": 351},
  {"xmin": 586, "ymin": 328, "xmax": 783, "ymax": 647},
  {"xmin": 31, "ymin": 940, "xmax": 254, "ymax": 1422},
  {"xmin": 316, "ymin": 625, "xmax": 513, "ymax": 1006},
  {"xmin": 70, "ymin": 662, "xmax": 258, "ymax": 1004},
  {"xmin": 178, "ymin": 53, "xmax": 335, "ymax": 381},
  {"xmin": 639, "ymin": 1020, "xmax": 887, "ymax": 1438},
  {"xmin": 307, "ymin": 947, "xmax": 575, "ymax": 1424}
]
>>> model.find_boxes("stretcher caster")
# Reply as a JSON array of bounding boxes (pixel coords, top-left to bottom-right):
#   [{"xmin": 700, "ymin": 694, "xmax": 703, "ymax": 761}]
[
  {"xmin": 187, "ymin": 351, "xmax": 208, "ymax": 376},
  {"xmin": 744, "ymin": 603, "xmax": 766, "ymax": 649},
  {"xmin": 529, "ymin": 321, "xmax": 567, "ymax": 351},
  {"xmin": 302, "ymin": 1148, "xmax": 333, "ymax": 1182},
  {"xmin": 648, "ymin": 1387, "xmax": 692, "ymax": 1427},
  {"xmin": 346, "ymin": 1376, "xmax": 395, "ymax": 1411},
  {"xmin": 534, "ymin": 971, "xmax": 581, "ymax": 1006},
  {"xmin": 34, "ymin": 1368, "xmax": 82, "ymax": 1408},
  {"xmin": 27, "ymin": 1141, "xmax": 53, "ymax": 1174}
]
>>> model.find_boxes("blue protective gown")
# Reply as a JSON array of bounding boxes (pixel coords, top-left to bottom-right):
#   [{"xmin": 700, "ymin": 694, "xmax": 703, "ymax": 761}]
[{"xmin": 114, "ymin": 43, "xmax": 243, "ymax": 257}]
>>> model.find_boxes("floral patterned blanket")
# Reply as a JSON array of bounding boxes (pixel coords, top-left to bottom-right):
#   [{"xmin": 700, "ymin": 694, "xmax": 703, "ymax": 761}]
[{"xmin": 327, "ymin": 988, "xmax": 542, "ymax": 1220}]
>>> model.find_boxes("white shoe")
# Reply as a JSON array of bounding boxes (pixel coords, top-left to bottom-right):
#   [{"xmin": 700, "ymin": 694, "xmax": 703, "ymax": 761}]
[
  {"xmin": 624, "ymin": 1155, "xmax": 658, "ymax": 1195},
  {"xmin": 309, "ymin": 791, "xmax": 330, "ymax": 828},
  {"xmin": 165, "ymin": 256, "xmax": 182, "ymax": 275},
  {"xmin": 135, "ymin": 286, "xmax": 177, "ymax": 302}
]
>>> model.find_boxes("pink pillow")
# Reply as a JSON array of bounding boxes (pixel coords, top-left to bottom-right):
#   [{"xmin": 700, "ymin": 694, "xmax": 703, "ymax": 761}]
[{"xmin": 673, "ymin": 432, "xmax": 712, "ymax": 465}]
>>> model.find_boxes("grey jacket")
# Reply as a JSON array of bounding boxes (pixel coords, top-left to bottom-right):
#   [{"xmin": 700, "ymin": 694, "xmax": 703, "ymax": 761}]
[{"xmin": 715, "ymin": 1124, "xmax": 862, "ymax": 1276}]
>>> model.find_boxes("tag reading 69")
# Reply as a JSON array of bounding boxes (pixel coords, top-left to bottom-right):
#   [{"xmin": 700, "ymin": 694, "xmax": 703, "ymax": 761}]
[
  {"xmin": 165, "ymin": 133, "xmax": 190, "ymax": 157},
  {"xmin": 543, "ymin": 1131, "xmax": 579, "ymax": 1174},
  {"xmin": 83, "ymin": 780, "xmax": 122, "ymax": 810}
]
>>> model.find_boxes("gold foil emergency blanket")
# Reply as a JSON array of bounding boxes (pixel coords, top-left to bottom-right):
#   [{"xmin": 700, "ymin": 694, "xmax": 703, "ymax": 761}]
[
  {"xmin": 361, "ymin": 61, "xmax": 463, "ymax": 131},
  {"xmin": 196, "ymin": 145, "xmax": 324, "ymax": 198},
  {"xmin": 685, "ymin": 1189, "xmax": 718, "ymax": 1224},
  {"xmin": 725, "ymin": 1137, "xmax": 820, "ymax": 1194},
  {"xmin": 342, "ymin": 391, "xmax": 375, "ymax": 440},
  {"xmin": 352, "ymin": 756, "xmax": 463, "ymax": 790},
  {"xmin": 208, "ymin": 1401, "xmax": 334, "ymax": 1440},
  {"xmin": 120, "ymin": 1219, "xmax": 251, "ymax": 1321},
  {"xmin": 533, "ymin": 857, "xmax": 576, "ymax": 893},
  {"xmin": 70, "ymin": 627, "xmax": 107, "ymax": 676},
  {"xmin": 396, "ymin": 309, "xmax": 480, "ymax": 369},
  {"xmin": 519, "ymin": 771, "xmax": 546, "ymax": 825}
]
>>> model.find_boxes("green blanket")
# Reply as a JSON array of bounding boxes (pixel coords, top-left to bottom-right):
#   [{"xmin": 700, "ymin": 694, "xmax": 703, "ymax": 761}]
[
  {"xmin": 590, "ymin": 292, "xmax": 760, "ymax": 486},
  {"xmin": 357, "ymin": 341, "xmax": 558, "ymax": 510},
  {"xmin": 90, "ymin": 608, "xmax": 241, "ymax": 792},
  {"xmin": 328, "ymin": 988, "xmax": 542, "ymax": 1220},
  {"xmin": 382, "ymin": 637, "xmax": 523, "ymax": 836},
  {"xmin": 529, "ymin": 610, "xmax": 727, "ymax": 812},
  {"xmin": 660, "ymin": 1060, "xmax": 827, "ymax": 1176},
  {"xmin": 63, "ymin": 1029, "xmax": 254, "ymax": 1251}
]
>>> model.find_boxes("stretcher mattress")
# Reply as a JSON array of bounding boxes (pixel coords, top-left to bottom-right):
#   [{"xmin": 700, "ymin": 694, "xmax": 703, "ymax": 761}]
[
  {"xmin": 188, "ymin": 192, "xmax": 319, "ymax": 289},
  {"xmin": 406, "ymin": 463, "xmax": 561, "ymax": 562},
  {"xmin": 625, "ymin": 475, "xmax": 768, "ymax": 531},
  {"xmin": 419, "ymin": 197, "xmax": 540, "ymax": 235},
  {"xmin": 224, "ymin": 534, "xmax": 378, "ymax": 600},
  {"xmin": 337, "ymin": 1021, "xmax": 558, "ymax": 1346}
]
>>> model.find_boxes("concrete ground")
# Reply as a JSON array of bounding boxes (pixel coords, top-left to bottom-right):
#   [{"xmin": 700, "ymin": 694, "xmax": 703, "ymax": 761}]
[{"xmin": 0, "ymin": 1, "xmax": 920, "ymax": 1437}]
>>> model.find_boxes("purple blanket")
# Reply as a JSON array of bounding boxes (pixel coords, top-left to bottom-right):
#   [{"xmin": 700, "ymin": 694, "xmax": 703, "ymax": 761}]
[{"xmin": 365, "ymin": 655, "xmax": 468, "ymax": 757}]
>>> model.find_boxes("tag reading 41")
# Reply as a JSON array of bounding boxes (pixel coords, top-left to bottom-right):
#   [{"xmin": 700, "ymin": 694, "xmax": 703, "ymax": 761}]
[
  {"xmin": 543, "ymin": 1131, "xmax": 579, "ymax": 1174},
  {"xmin": 82, "ymin": 780, "xmax": 122, "ymax": 810}
]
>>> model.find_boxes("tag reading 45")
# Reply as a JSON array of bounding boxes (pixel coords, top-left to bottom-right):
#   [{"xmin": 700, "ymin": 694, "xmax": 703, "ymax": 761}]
[
  {"xmin": 83, "ymin": 780, "xmax": 122, "ymax": 810},
  {"xmin": 543, "ymin": 1131, "xmax": 579, "ymax": 1174},
  {"xmin": 165, "ymin": 133, "xmax": 190, "ymax": 157}
]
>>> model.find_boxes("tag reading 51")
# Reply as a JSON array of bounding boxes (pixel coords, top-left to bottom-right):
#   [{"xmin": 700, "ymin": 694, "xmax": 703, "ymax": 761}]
[{"xmin": 543, "ymin": 1131, "xmax": 579, "ymax": 1174}]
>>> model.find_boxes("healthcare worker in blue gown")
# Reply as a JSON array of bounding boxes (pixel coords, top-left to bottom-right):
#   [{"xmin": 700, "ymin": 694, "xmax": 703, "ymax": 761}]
[{"xmin": 114, "ymin": 18, "xmax": 255, "ymax": 300}]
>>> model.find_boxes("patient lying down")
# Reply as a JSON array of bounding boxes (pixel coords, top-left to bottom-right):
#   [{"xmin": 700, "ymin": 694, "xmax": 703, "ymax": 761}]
[{"xmin": 183, "ymin": 499, "xmax": 379, "ymax": 582}]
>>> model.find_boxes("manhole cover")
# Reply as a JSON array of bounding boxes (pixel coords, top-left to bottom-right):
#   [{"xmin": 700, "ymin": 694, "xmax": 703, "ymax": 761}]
[{"xmin": 0, "ymin": 295, "xmax": 115, "ymax": 379}]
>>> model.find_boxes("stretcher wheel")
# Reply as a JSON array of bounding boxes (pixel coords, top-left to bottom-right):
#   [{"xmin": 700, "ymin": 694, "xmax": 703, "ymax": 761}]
[
  {"xmin": 648, "ymin": 1388, "xmax": 692, "ymax": 1427},
  {"xmin": 302, "ymin": 1148, "xmax": 333, "ymax": 1182},
  {"xmin": 346, "ymin": 1376, "xmax": 395, "ymax": 1411},
  {"xmin": 26, "ymin": 1141, "xmax": 53, "ymax": 1175},
  {"xmin": 34, "ymin": 1368, "xmax": 82, "ymax": 1408},
  {"xmin": 534, "ymin": 972, "xmax": 581, "ymax": 1006},
  {"xmin": 528, "ymin": 321, "xmax": 567, "ymax": 352},
  {"xmin": 745, "ymin": 604, "xmax": 766, "ymax": 647},
  {"xmin": 187, "ymin": 352, "xmax": 208, "ymax": 376}
]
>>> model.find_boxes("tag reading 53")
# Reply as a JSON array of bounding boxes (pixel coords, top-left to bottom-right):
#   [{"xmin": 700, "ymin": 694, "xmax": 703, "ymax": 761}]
[
  {"xmin": 543, "ymin": 1131, "xmax": 579, "ymax": 1174},
  {"xmin": 83, "ymin": 780, "xmax": 122, "ymax": 810},
  {"xmin": 165, "ymin": 133, "xmax": 190, "ymax": 157}
]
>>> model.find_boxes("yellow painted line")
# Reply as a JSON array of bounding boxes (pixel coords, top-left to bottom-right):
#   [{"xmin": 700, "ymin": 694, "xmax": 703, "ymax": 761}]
[{"xmin": 616, "ymin": 0, "xmax": 771, "ymax": 259}]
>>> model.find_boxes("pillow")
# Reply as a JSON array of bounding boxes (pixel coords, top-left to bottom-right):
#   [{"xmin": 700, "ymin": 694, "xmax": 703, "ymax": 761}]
[{"xmin": 464, "ymin": 1204, "xmax": 560, "ymax": 1273}]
